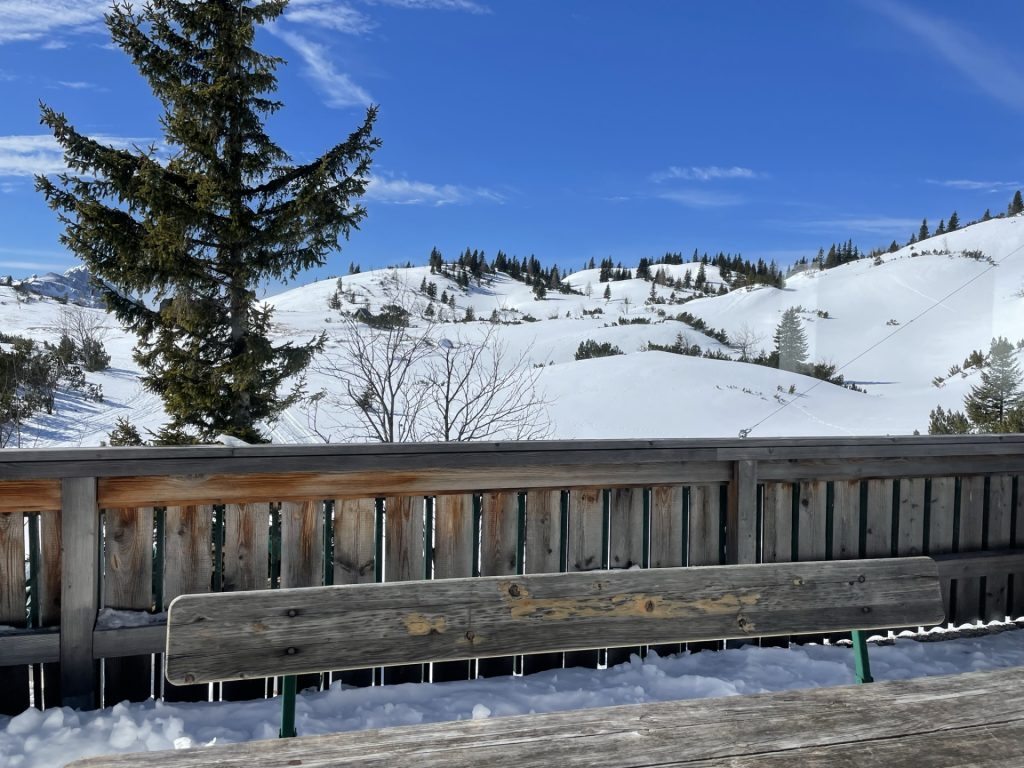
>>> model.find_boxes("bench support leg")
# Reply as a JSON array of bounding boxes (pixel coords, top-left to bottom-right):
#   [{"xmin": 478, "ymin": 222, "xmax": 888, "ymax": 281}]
[
  {"xmin": 280, "ymin": 675, "xmax": 297, "ymax": 738},
  {"xmin": 851, "ymin": 630, "xmax": 873, "ymax": 684}
]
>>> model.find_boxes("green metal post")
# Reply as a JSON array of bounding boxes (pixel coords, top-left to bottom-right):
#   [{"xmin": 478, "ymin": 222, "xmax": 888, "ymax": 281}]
[
  {"xmin": 279, "ymin": 675, "xmax": 297, "ymax": 738},
  {"xmin": 851, "ymin": 630, "xmax": 873, "ymax": 684}
]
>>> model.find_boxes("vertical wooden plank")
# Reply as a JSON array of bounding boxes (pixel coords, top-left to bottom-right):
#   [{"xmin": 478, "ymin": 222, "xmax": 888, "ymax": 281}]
[
  {"xmin": 796, "ymin": 481, "xmax": 828, "ymax": 561},
  {"xmin": 985, "ymin": 476, "xmax": 1013, "ymax": 621},
  {"xmin": 606, "ymin": 488, "xmax": 645, "ymax": 667},
  {"xmin": 957, "ymin": 476, "xmax": 985, "ymax": 625},
  {"xmin": 60, "ymin": 477, "xmax": 99, "ymax": 710},
  {"xmin": 864, "ymin": 479, "xmax": 895, "ymax": 558},
  {"xmin": 832, "ymin": 481, "xmax": 860, "ymax": 561},
  {"xmin": 522, "ymin": 489, "xmax": 563, "ymax": 675},
  {"xmin": 38, "ymin": 510, "xmax": 62, "ymax": 707},
  {"xmin": 648, "ymin": 485, "xmax": 684, "ymax": 657},
  {"xmin": 564, "ymin": 489, "xmax": 604, "ymax": 669},
  {"xmin": 221, "ymin": 503, "xmax": 270, "ymax": 701},
  {"xmin": 759, "ymin": 482, "xmax": 794, "ymax": 648},
  {"xmin": 928, "ymin": 478, "xmax": 956, "ymax": 625},
  {"xmin": 726, "ymin": 460, "xmax": 758, "ymax": 566},
  {"xmin": 102, "ymin": 507, "xmax": 153, "ymax": 705},
  {"xmin": 1013, "ymin": 476, "xmax": 1024, "ymax": 619},
  {"xmin": 162, "ymin": 504, "xmax": 212, "ymax": 702},
  {"xmin": 332, "ymin": 498, "xmax": 377, "ymax": 686},
  {"xmin": 432, "ymin": 494, "xmax": 475, "ymax": 682},
  {"xmin": 333, "ymin": 499, "xmax": 376, "ymax": 586},
  {"xmin": 687, "ymin": 485, "xmax": 723, "ymax": 653},
  {"xmin": 383, "ymin": 496, "xmax": 425, "ymax": 684},
  {"xmin": 0, "ymin": 511, "xmax": 29, "ymax": 715},
  {"xmin": 478, "ymin": 491, "xmax": 520, "ymax": 678},
  {"xmin": 280, "ymin": 500, "xmax": 324, "ymax": 693},
  {"xmin": 897, "ymin": 479, "xmax": 926, "ymax": 557}
]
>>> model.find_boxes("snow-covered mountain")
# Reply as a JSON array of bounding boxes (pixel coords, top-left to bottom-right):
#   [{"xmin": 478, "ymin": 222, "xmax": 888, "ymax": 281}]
[
  {"xmin": 1, "ymin": 265, "xmax": 105, "ymax": 307},
  {"xmin": 2, "ymin": 214, "xmax": 1023, "ymax": 447}
]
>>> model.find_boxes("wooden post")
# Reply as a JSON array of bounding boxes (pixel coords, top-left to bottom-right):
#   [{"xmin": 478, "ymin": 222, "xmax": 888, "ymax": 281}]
[
  {"xmin": 60, "ymin": 477, "xmax": 99, "ymax": 710},
  {"xmin": 726, "ymin": 460, "xmax": 758, "ymax": 566}
]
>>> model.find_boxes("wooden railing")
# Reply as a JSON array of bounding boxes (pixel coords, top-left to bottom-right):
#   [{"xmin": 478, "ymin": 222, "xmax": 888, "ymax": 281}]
[{"xmin": 1, "ymin": 435, "xmax": 1023, "ymax": 715}]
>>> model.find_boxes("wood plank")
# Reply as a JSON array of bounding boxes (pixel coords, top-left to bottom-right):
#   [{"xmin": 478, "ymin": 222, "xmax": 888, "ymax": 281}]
[
  {"xmin": 431, "ymin": 494, "xmax": 475, "ymax": 682},
  {"xmin": 221, "ymin": 503, "xmax": 270, "ymax": 701},
  {"xmin": 647, "ymin": 485, "xmax": 684, "ymax": 657},
  {"xmin": 1015, "ymin": 477, "xmax": 1024, "ymax": 619},
  {"xmin": 102, "ymin": 507, "xmax": 154, "ymax": 705},
  {"xmin": 522, "ymin": 490, "xmax": 563, "ymax": 675},
  {"xmin": 864, "ymin": 479, "xmax": 894, "ymax": 558},
  {"xmin": 927, "ymin": 477, "xmax": 956, "ymax": 623},
  {"xmin": 687, "ymin": 486, "xmax": 720, "ymax": 567},
  {"xmin": 565, "ymin": 489, "xmax": 605, "ymax": 669},
  {"xmin": 761, "ymin": 483, "xmax": 793, "ymax": 565},
  {"xmin": 39, "ymin": 508, "xmax": 62, "ymax": 707},
  {"xmin": 796, "ymin": 481, "xmax": 827, "ymax": 561},
  {"xmin": 726, "ymin": 460, "xmax": 757, "ymax": 565},
  {"xmin": 478, "ymin": 491, "xmax": 520, "ymax": 678},
  {"xmin": 163, "ymin": 505, "xmax": 213, "ymax": 702},
  {"xmin": 897, "ymin": 478, "xmax": 925, "ymax": 557},
  {"xmin": 165, "ymin": 558, "xmax": 944, "ymax": 684},
  {"xmin": 831, "ymin": 480, "xmax": 860, "ymax": 560},
  {"xmin": 956, "ymin": 476, "xmax": 985, "ymax": 624},
  {"xmin": 64, "ymin": 667, "xmax": 1024, "ymax": 768},
  {"xmin": 383, "ymin": 496, "xmax": 425, "ymax": 684},
  {"xmin": 606, "ymin": 488, "xmax": 645, "ymax": 667},
  {"xmin": 333, "ymin": 499, "xmax": 376, "ymax": 586},
  {"xmin": 0, "ymin": 480, "xmax": 61, "ymax": 513},
  {"xmin": 985, "ymin": 475, "xmax": 1013, "ymax": 620},
  {"xmin": 60, "ymin": 477, "xmax": 100, "ymax": 710},
  {"xmin": 933, "ymin": 550, "xmax": 1024, "ymax": 580},
  {"xmin": 0, "ymin": 511, "xmax": 29, "ymax": 715},
  {"xmin": 280, "ymin": 500, "xmax": 325, "ymax": 693}
]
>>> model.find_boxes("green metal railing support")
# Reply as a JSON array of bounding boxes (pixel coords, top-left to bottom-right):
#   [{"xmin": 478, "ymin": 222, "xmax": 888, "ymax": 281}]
[
  {"xmin": 852, "ymin": 630, "xmax": 873, "ymax": 684},
  {"xmin": 279, "ymin": 675, "xmax": 297, "ymax": 738}
]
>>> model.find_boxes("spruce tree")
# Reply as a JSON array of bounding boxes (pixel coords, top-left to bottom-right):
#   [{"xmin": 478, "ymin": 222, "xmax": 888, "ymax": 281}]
[
  {"xmin": 964, "ymin": 337, "xmax": 1024, "ymax": 432},
  {"xmin": 918, "ymin": 219, "xmax": 930, "ymax": 241},
  {"xmin": 37, "ymin": 0, "xmax": 379, "ymax": 443},
  {"xmin": 1010, "ymin": 190, "xmax": 1024, "ymax": 216},
  {"xmin": 947, "ymin": 211, "xmax": 959, "ymax": 231},
  {"xmin": 773, "ymin": 307, "xmax": 809, "ymax": 373}
]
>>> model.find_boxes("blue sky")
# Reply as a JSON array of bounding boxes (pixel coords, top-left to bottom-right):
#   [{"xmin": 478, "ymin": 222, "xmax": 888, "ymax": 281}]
[{"xmin": 1, "ymin": 0, "xmax": 1023, "ymax": 285}]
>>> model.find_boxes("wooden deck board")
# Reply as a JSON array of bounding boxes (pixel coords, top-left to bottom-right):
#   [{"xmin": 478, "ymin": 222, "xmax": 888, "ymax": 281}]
[{"xmin": 68, "ymin": 666, "xmax": 1024, "ymax": 767}]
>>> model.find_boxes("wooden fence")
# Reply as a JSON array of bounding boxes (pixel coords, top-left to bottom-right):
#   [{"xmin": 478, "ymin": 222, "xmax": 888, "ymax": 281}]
[{"xmin": 1, "ymin": 436, "xmax": 1023, "ymax": 715}]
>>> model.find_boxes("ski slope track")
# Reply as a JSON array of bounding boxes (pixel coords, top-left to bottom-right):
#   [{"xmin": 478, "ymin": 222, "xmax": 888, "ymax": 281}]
[{"xmin": 2, "ymin": 215, "xmax": 1023, "ymax": 446}]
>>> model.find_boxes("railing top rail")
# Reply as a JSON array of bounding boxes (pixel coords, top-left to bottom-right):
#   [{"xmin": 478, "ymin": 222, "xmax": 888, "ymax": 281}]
[{"xmin": 2, "ymin": 434, "xmax": 1024, "ymax": 482}]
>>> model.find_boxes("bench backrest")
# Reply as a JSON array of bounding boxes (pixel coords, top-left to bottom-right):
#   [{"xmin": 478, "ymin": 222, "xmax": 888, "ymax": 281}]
[{"xmin": 165, "ymin": 557, "xmax": 943, "ymax": 685}]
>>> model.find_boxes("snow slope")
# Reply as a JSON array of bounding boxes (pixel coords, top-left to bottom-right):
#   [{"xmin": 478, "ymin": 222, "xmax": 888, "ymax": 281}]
[{"xmin": 2, "ymin": 214, "xmax": 1023, "ymax": 445}]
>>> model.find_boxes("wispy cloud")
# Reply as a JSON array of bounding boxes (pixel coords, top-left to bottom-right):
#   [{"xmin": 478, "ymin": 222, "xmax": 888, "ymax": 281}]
[
  {"xmin": 0, "ymin": 1, "xmax": 108, "ymax": 45},
  {"xmin": 361, "ymin": 0, "xmax": 489, "ymax": 13},
  {"xmin": 783, "ymin": 216, "xmax": 920, "ymax": 236},
  {"xmin": 58, "ymin": 80, "xmax": 102, "ymax": 90},
  {"xmin": 657, "ymin": 189, "xmax": 744, "ymax": 208},
  {"xmin": 927, "ymin": 178, "xmax": 1022, "ymax": 193},
  {"xmin": 866, "ymin": 0, "xmax": 1024, "ymax": 113},
  {"xmin": 365, "ymin": 176, "xmax": 504, "ymax": 206},
  {"xmin": 0, "ymin": 134, "xmax": 152, "ymax": 177},
  {"xmin": 652, "ymin": 165, "xmax": 763, "ymax": 183},
  {"xmin": 42, "ymin": 40, "xmax": 69, "ymax": 50},
  {"xmin": 285, "ymin": 1, "xmax": 376, "ymax": 34},
  {"xmin": 270, "ymin": 28, "xmax": 372, "ymax": 108},
  {"xmin": 0, "ymin": 246, "xmax": 72, "ymax": 273}
]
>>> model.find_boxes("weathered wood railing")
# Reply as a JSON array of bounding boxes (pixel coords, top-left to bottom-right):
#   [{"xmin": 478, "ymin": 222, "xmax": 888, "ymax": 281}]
[{"xmin": 1, "ymin": 435, "xmax": 1023, "ymax": 715}]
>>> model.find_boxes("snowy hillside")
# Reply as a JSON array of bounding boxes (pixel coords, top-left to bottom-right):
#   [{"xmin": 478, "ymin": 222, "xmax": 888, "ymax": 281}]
[{"xmin": 2, "ymin": 214, "xmax": 1023, "ymax": 446}]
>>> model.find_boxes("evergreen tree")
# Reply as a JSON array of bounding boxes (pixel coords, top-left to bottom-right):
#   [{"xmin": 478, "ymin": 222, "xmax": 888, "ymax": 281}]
[
  {"xmin": 1010, "ymin": 190, "xmax": 1024, "ymax": 216},
  {"xmin": 947, "ymin": 211, "xmax": 959, "ymax": 231},
  {"xmin": 982, "ymin": 209, "xmax": 992, "ymax": 222},
  {"xmin": 918, "ymin": 219, "xmax": 930, "ymax": 241},
  {"xmin": 964, "ymin": 337, "xmax": 1024, "ymax": 432},
  {"xmin": 603, "ymin": 283, "xmax": 611, "ymax": 300},
  {"xmin": 37, "ymin": 0, "xmax": 379, "ymax": 443},
  {"xmin": 773, "ymin": 307, "xmax": 809, "ymax": 373},
  {"xmin": 935, "ymin": 219, "xmax": 946, "ymax": 236},
  {"xmin": 927, "ymin": 406, "xmax": 972, "ymax": 435}
]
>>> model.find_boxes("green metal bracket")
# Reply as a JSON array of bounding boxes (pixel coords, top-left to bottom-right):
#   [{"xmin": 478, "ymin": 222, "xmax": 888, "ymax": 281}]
[
  {"xmin": 279, "ymin": 675, "xmax": 297, "ymax": 738},
  {"xmin": 852, "ymin": 630, "xmax": 873, "ymax": 684}
]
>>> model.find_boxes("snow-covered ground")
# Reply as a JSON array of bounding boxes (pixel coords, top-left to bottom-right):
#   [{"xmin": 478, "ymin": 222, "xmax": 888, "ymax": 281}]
[
  {"xmin": 1, "ymin": 624, "xmax": 1021, "ymax": 767},
  {"xmin": 3, "ymin": 214, "xmax": 1023, "ymax": 446}
]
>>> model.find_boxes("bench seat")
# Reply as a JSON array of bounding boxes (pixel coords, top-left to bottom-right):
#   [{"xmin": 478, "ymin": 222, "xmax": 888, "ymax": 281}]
[{"xmin": 68, "ymin": 666, "xmax": 1024, "ymax": 767}]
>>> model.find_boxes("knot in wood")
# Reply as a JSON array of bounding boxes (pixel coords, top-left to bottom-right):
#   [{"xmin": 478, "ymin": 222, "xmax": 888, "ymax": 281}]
[
  {"xmin": 857, "ymin": 574, "xmax": 866, "ymax": 584},
  {"xmin": 183, "ymin": 674, "xmax": 195, "ymax": 684},
  {"xmin": 508, "ymin": 584, "xmax": 521, "ymax": 597},
  {"xmin": 287, "ymin": 609, "xmax": 299, "ymax": 618},
  {"xmin": 286, "ymin": 646, "xmax": 298, "ymax": 655},
  {"xmin": 465, "ymin": 631, "xmax": 475, "ymax": 642},
  {"xmin": 861, "ymin": 606, "xmax": 871, "ymax": 614},
  {"xmin": 645, "ymin": 600, "xmax": 655, "ymax": 613}
]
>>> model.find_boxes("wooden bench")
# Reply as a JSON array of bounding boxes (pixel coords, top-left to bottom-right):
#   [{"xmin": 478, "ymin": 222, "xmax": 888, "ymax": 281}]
[{"xmin": 71, "ymin": 556, "xmax": 947, "ymax": 766}]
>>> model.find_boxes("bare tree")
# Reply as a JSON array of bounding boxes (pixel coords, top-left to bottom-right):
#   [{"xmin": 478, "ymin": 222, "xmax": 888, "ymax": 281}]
[
  {"xmin": 732, "ymin": 323, "xmax": 766, "ymax": 362},
  {"xmin": 53, "ymin": 305, "xmax": 111, "ymax": 371},
  {"xmin": 310, "ymin": 293, "xmax": 550, "ymax": 443},
  {"xmin": 418, "ymin": 327, "xmax": 550, "ymax": 442}
]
